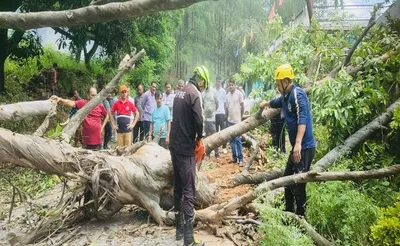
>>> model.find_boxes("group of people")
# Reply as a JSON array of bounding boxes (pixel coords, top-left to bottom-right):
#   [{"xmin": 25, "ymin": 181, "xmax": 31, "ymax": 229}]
[
  {"xmin": 51, "ymin": 63, "xmax": 315, "ymax": 246},
  {"xmin": 52, "ymin": 80, "xmax": 188, "ymax": 150}
]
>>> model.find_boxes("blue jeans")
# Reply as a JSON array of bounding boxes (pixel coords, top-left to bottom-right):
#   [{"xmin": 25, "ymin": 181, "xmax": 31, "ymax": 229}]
[{"xmin": 228, "ymin": 122, "xmax": 243, "ymax": 162}]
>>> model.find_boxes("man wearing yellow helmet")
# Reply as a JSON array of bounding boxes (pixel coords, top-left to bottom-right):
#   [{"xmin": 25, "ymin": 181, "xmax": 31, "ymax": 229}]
[
  {"xmin": 260, "ymin": 64, "xmax": 315, "ymax": 217},
  {"xmin": 170, "ymin": 66, "xmax": 209, "ymax": 246}
]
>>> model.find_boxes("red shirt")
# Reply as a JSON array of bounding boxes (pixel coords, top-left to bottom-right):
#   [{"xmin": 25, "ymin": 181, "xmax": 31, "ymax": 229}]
[
  {"xmin": 75, "ymin": 100, "xmax": 107, "ymax": 145},
  {"xmin": 111, "ymin": 99, "xmax": 137, "ymax": 115}
]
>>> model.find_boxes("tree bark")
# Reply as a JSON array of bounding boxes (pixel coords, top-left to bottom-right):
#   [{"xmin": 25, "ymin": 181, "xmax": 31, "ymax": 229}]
[
  {"xmin": 0, "ymin": 0, "xmax": 206, "ymax": 30},
  {"xmin": 0, "ymin": 128, "xmax": 216, "ymax": 225},
  {"xmin": 0, "ymin": 100, "xmax": 53, "ymax": 122},
  {"xmin": 33, "ymin": 100, "xmax": 58, "ymax": 137},
  {"xmin": 232, "ymin": 97, "xmax": 400, "ymax": 185}
]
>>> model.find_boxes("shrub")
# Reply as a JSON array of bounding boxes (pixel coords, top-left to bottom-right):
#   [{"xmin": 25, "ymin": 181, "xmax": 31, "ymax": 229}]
[
  {"xmin": 370, "ymin": 199, "xmax": 400, "ymax": 246},
  {"xmin": 307, "ymin": 181, "xmax": 379, "ymax": 245}
]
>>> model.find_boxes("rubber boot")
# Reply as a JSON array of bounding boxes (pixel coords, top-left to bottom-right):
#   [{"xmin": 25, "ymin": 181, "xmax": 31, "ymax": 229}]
[
  {"xmin": 175, "ymin": 212, "xmax": 184, "ymax": 241},
  {"xmin": 183, "ymin": 218, "xmax": 204, "ymax": 246}
]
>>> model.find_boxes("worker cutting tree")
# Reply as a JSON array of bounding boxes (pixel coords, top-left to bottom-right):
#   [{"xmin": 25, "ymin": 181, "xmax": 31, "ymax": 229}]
[{"xmin": 170, "ymin": 66, "xmax": 209, "ymax": 246}]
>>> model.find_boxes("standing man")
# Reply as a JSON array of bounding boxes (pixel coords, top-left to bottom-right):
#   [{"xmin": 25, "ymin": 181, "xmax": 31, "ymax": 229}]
[
  {"xmin": 110, "ymin": 85, "xmax": 140, "ymax": 148},
  {"xmin": 202, "ymin": 85, "xmax": 219, "ymax": 159},
  {"xmin": 225, "ymin": 77, "xmax": 244, "ymax": 164},
  {"xmin": 51, "ymin": 87, "xmax": 108, "ymax": 150},
  {"xmin": 170, "ymin": 66, "xmax": 209, "ymax": 246},
  {"xmin": 48, "ymin": 63, "xmax": 58, "ymax": 95},
  {"xmin": 133, "ymin": 84, "xmax": 145, "ymax": 142},
  {"xmin": 149, "ymin": 92, "xmax": 171, "ymax": 149},
  {"xmin": 177, "ymin": 79, "xmax": 185, "ymax": 91},
  {"xmin": 215, "ymin": 76, "xmax": 228, "ymax": 154},
  {"xmin": 260, "ymin": 64, "xmax": 315, "ymax": 216},
  {"xmin": 141, "ymin": 81, "xmax": 157, "ymax": 138},
  {"xmin": 163, "ymin": 82, "xmax": 175, "ymax": 118}
]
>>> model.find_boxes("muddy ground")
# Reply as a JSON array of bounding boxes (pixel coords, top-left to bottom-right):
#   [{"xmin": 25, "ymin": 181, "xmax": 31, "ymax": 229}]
[{"xmin": 0, "ymin": 146, "xmax": 266, "ymax": 246}]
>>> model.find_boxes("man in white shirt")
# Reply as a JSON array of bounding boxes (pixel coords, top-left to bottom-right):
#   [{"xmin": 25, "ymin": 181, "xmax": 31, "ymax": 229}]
[
  {"xmin": 225, "ymin": 77, "xmax": 244, "ymax": 164},
  {"xmin": 163, "ymin": 82, "xmax": 175, "ymax": 118},
  {"xmin": 215, "ymin": 76, "xmax": 228, "ymax": 154}
]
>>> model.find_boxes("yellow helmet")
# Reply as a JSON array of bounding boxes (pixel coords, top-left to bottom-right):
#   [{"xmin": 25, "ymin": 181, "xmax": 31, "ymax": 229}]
[
  {"xmin": 274, "ymin": 64, "xmax": 295, "ymax": 80},
  {"xmin": 193, "ymin": 66, "xmax": 210, "ymax": 90}
]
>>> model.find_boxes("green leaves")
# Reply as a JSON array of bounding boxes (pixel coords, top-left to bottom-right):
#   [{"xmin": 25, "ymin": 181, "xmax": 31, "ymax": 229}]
[
  {"xmin": 46, "ymin": 124, "xmax": 63, "ymax": 138},
  {"xmin": 370, "ymin": 199, "xmax": 400, "ymax": 246}
]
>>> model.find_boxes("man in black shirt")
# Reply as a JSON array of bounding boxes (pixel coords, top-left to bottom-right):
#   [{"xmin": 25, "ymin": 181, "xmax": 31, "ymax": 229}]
[{"xmin": 170, "ymin": 66, "xmax": 209, "ymax": 246}]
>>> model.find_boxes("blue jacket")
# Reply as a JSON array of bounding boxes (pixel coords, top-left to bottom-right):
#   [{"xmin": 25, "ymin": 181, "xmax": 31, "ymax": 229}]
[{"xmin": 270, "ymin": 85, "xmax": 315, "ymax": 149}]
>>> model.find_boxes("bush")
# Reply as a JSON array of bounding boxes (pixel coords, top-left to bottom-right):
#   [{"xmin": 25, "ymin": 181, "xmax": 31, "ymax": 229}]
[
  {"xmin": 307, "ymin": 181, "xmax": 379, "ymax": 245},
  {"xmin": 257, "ymin": 203, "xmax": 314, "ymax": 246},
  {"xmin": 370, "ymin": 199, "xmax": 400, "ymax": 246}
]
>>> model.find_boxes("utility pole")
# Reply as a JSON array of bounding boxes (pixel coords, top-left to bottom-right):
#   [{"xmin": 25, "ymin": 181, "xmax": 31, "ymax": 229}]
[{"xmin": 306, "ymin": 0, "xmax": 313, "ymax": 23}]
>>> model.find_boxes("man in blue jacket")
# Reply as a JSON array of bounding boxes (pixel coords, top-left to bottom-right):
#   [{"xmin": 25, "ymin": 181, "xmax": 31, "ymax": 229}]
[{"xmin": 260, "ymin": 64, "xmax": 316, "ymax": 217}]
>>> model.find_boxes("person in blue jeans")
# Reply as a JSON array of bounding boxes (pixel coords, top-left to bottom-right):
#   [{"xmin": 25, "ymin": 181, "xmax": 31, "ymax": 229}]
[
  {"xmin": 225, "ymin": 77, "xmax": 244, "ymax": 164},
  {"xmin": 260, "ymin": 64, "xmax": 316, "ymax": 217}
]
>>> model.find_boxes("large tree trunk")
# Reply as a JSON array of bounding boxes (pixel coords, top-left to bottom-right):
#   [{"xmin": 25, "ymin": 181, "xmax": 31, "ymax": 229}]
[
  {"xmin": 0, "ymin": 128, "xmax": 216, "ymax": 225},
  {"xmin": 0, "ymin": 0, "xmax": 207, "ymax": 30}
]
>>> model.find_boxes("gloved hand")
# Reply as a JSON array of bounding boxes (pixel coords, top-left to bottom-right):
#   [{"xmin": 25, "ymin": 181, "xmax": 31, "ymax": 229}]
[{"xmin": 195, "ymin": 138, "xmax": 205, "ymax": 163}]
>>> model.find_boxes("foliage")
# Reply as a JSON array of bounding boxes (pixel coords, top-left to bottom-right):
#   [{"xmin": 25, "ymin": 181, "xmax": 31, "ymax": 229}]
[
  {"xmin": 0, "ymin": 168, "xmax": 60, "ymax": 204},
  {"xmin": 5, "ymin": 47, "xmax": 103, "ymax": 98},
  {"xmin": 307, "ymin": 181, "xmax": 379, "ymax": 245},
  {"xmin": 257, "ymin": 203, "xmax": 313, "ymax": 246},
  {"xmin": 46, "ymin": 124, "xmax": 63, "ymax": 138},
  {"xmin": 349, "ymin": 141, "xmax": 398, "ymax": 207},
  {"xmin": 370, "ymin": 197, "xmax": 400, "ymax": 246},
  {"xmin": 389, "ymin": 106, "xmax": 400, "ymax": 132},
  {"xmin": 311, "ymin": 69, "xmax": 389, "ymax": 146}
]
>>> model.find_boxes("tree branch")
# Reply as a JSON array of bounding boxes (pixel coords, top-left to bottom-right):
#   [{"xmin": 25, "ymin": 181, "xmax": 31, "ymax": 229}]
[
  {"xmin": 280, "ymin": 211, "xmax": 335, "ymax": 246},
  {"xmin": 233, "ymin": 97, "xmax": 400, "ymax": 185},
  {"xmin": 197, "ymin": 164, "xmax": 400, "ymax": 224},
  {"xmin": 61, "ymin": 49, "xmax": 145, "ymax": 142},
  {"xmin": 345, "ymin": 43, "xmax": 400, "ymax": 76},
  {"xmin": 6, "ymin": 30, "xmax": 25, "ymax": 56},
  {"xmin": 52, "ymin": 27, "xmax": 74, "ymax": 40},
  {"xmin": 325, "ymin": 9, "xmax": 377, "ymax": 80},
  {"xmin": 0, "ymin": 0, "xmax": 206, "ymax": 30},
  {"xmin": 0, "ymin": 100, "xmax": 53, "ymax": 122},
  {"xmin": 87, "ymin": 39, "xmax": 99, "ymax": 59},
  {"xmin": 33, "ymin": 100, "xmax": 58, "ymax": 137}
]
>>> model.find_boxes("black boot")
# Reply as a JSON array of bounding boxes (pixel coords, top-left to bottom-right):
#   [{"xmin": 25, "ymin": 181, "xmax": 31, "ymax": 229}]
[
  {"xmin": 175, "ymin": 212, "xmax": 184, "ymax": 241},
  {"xmin": 183, "ymin": 217, "xmax": 204, "ymax": 246}
]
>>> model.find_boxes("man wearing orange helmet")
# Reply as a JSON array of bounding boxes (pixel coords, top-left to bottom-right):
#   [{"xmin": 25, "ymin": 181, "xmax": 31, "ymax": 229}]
[{"xmin": 260, "ymin": 64, "xmax": 315, "ymax": 217}]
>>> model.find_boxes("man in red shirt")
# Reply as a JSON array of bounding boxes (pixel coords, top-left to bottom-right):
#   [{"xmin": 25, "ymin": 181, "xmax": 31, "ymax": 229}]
[
  {"xmin": 51, "ymin": 87, "xmax": 109, "ymax": 150},
  {"xmin": 110, "ymin": 85, "xmax": 140, "ymax": 147}
]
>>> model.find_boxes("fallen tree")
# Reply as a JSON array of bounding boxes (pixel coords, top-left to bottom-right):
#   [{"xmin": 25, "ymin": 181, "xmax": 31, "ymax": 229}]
[
  {"xmin": 0, "ymin": 100, "xmax": 52, "ymax": 122},
  {"xmin": 233, "ymin": 97, "xmax": 400, "ymax": 185},
  {"xmin": 196, "ymin": 164, "xmax": 400, "ymax": 224},
  {"xmin": 0, "ymin": 128, "xmax": 216, "ymax": 225},
  {"xmin": 0, "ymin": 0, "xmax": 207, "ymax": 30}
]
